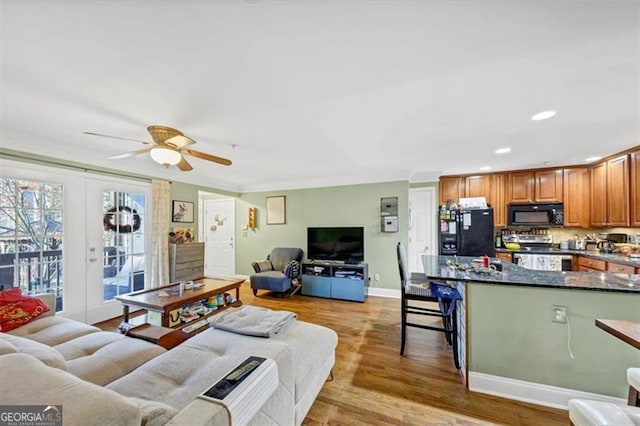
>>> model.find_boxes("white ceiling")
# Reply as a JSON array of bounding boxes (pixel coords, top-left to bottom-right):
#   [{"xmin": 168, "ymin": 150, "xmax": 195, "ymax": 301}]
[{"xmin": 1, "ymin": 1, "xmax": 638, "ymax": 193}]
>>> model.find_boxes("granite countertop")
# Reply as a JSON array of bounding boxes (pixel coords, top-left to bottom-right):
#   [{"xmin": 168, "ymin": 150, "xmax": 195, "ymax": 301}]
[
  {"xmin": 495, "ymin": 247, "xmax": 640, "ymax": 268},
  {"xmin": 421, "ymin": 255, "xmax": 640, "ymax": 293}
]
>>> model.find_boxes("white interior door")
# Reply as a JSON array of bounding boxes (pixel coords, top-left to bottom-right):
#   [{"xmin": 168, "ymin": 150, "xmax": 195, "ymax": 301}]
[
  {"xmin": 203, "ymin": 198, "xmax": 235, "ymax": 277},
  {"xmin": 409, "ymin": 187, "xmax": 437, "ymax": 273},
  {"xmin": 85, "ymin": 178, "xmax": 151, "ymax": 324}
]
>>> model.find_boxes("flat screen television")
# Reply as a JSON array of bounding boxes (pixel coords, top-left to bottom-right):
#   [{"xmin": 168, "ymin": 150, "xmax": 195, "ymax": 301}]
[{"xmin": 307, "ymin": 227, "xmax": 364, "ymax": 263}]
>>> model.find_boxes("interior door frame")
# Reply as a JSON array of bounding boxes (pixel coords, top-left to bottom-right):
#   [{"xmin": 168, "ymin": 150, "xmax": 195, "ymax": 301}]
[
  {"xmin": 199, "ymin": 193, "xmax": 236, "ymax": 277},
  {"xmin": 408, "ymin": 186, "xmax": 437, "ymax": 273}
]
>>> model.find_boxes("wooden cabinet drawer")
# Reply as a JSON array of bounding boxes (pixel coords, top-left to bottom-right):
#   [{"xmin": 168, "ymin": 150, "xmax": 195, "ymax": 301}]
[
  {"xmin": 579, "ymin": 266, "xmax": 601, "ymax": 273},
  {"xmin": 606, "ymin": 262, "xmax": 635, "ymax": 274},
  {"xmin": 578, "ymin": 257, "xmax": 606, "ymax": 271}
]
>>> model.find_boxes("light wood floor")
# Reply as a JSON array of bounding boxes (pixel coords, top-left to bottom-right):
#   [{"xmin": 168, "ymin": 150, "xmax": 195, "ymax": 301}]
[{"xmin": 97, "ymin": 281, "xmax": 567, "ymax": 425}]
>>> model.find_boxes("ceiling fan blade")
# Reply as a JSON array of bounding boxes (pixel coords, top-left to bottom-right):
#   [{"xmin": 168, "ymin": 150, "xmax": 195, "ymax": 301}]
[
  {"xmin": 84, "ymin": 131, "xmax": 152, "ymax": 145},
  {"xmin": 183, "ymin": 149, "xmax": 232, "ymax": 166},
  {"xmin": 165, "ymin": 135, "xmax": 196, "ymax": 148},
  {"xmin": 109, "ymin": 147, "xmax": 153, "ymax": 160},
  {"xmin": 176, "ymin": 156, "xmax": 193, "ymax": 171}
]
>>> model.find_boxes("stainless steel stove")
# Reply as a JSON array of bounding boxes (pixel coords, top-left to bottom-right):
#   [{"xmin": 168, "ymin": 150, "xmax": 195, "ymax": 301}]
[{"xmin": 503, "ymin": 233, "xmax": 573, "ymax": 271}]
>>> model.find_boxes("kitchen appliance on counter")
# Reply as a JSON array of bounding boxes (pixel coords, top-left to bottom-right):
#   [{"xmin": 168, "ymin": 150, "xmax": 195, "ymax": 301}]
[
  {"xmin": 567, "ymin": 239, "xmax": 586, "ymax": 250},
  {"xmin": 507, "ymin": 203, "xmax": 564, "ymax": 227},
  {"xmin": 597, "ymin": 233, "xmax": 627, "ymax": 254},
  {"xmin": 439, "ymin": 207, "xmax": 495, "ymax": 257},
  {"xmin": 504, "ymin": 232, "xmax": 574, "ymax": 271}
]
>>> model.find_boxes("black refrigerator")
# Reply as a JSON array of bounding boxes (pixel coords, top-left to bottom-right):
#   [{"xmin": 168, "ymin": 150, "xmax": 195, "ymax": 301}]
[{"xmin": 439, "ymin": 207, "xmax": 495, "ymax": 257}]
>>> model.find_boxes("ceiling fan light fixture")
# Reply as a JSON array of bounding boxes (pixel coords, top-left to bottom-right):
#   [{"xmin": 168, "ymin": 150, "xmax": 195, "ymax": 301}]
[{"xmin": 150, "ymin": 146, "xmax": 181, "ymax": 166}]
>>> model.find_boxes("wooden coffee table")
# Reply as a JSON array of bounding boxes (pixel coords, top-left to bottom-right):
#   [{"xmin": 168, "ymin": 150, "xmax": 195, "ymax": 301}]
[{"xmin": 115, "ymin": 277, "xmax": 244, "ymax": 333}]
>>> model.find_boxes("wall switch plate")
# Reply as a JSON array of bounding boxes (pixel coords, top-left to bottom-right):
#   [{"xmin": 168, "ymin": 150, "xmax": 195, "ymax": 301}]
[
  {"xmin": 374, "ymin": 273, "xmax": 380, "ymax": 281},
  {"xmin": 552, "ymin": 305, "xmax": 567, "ymax": 323}
]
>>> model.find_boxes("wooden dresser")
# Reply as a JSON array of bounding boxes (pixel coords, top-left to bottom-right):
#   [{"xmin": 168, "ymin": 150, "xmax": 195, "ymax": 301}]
[{"xmin": 169, "ymin": 242, "xmax": 205, "ymax": 282}]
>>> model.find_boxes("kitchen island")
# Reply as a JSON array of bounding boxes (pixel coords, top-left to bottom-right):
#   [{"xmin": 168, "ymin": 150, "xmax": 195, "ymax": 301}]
[{"xmin": 420, "ymin": 255, "xmax": 640, "ymax": 409}]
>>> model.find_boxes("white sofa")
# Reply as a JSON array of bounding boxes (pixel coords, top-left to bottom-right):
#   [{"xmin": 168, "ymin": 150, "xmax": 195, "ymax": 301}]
[{"xmin": 0, "ymin": 294, "xmax": 338, "ymax": 425}]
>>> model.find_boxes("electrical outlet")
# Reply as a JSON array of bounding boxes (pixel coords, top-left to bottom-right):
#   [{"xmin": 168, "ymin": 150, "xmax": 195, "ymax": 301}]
[
  {"xmin": 552, "ymin": 305, "xmax": 567, "ymax": 323},
  {"xmin": 374, "ymin": 273, "xmax": 380, "ymax": 281}
]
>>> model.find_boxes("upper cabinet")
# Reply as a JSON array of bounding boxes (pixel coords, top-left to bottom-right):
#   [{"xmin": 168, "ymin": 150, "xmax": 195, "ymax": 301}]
[
  {"xmin": 590, "ymin": 155, "xmax": 629, "ymax": 227},
  {"xmin": 563, "ymin": 168, "xmax": 590, "ymax": 227},
  {"xmin": 465, "ymin": 174, "xmax": 506, "ymax": 227},
  {"xmin": 439, "ymin": 177, "xmax": 464, "ymax": 206},
  {"xmin": 438, "ymin": 146, "xmax": 638, "ymax": 229},
  {"xmin": 535, "ymin": 169, "xmax": 563, "ymax": 202},
  {"xmin": 507, "ymin": 171, "xmax": 534, "ymax": 203},
  {"xmin": 631, "ymin": 150, "xmax": 640, "ymax": 226},
  {"xmin": 507, "ymin": 169, "xmax": 563, "ymax": 203}
]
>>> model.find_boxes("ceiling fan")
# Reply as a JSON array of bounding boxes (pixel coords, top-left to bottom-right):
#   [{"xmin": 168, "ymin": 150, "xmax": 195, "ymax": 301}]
[{"xmin": 84, "ymin": 125, "xmax": 232, "ymax": 171}]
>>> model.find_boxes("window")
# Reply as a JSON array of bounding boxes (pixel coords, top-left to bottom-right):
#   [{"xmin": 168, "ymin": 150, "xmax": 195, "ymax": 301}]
[{"xmin": 0, "ymin": 179, "xmax": 64, "ymax": 311}]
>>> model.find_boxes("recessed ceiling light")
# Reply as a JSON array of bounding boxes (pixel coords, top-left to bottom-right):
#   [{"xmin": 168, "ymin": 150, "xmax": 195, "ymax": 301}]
[
  {"xmin": 585, "ymin": 156, "xmax": 602, "ymax": 162},
  {"xmin": 479, "ymin": 166, "xmax": 492, "ymax": 171},
  {"xmin": 495, "ymin": 147, "xmax": 511, "ymax": 154},
  {"xmin": 531, "ymin": 110, "xmax": 556, "ymax": 121}
]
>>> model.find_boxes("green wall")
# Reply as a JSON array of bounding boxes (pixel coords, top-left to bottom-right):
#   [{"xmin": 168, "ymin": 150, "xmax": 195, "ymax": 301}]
[
  {"xmin": 169, "ymin": 181, "xmax": 238, "ymax": 239},
  {"xmin": 235, "ymin": 181, "xmax": 409, "ymax": 289},
  {"xmin": 468, "ymin": 283, "xmax": 640, "ymax": 398}
]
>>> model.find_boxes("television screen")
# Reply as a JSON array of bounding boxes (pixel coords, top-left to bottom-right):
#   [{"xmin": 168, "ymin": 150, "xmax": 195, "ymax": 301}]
[{"xmin": 307, "ymin": 227, "xmax": 364, "ymax": 262}]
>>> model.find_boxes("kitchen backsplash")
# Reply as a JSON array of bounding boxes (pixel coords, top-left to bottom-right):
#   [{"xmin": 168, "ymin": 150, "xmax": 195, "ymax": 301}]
[{"xmin": 498, "ymin": 227, "xmax": 640, "ymax": 243}]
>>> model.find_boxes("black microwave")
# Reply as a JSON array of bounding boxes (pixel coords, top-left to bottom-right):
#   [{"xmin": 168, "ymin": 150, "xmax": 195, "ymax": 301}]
[{"xmin": 507, "ymin": 203, "xmax": 564, "ymax": 227}]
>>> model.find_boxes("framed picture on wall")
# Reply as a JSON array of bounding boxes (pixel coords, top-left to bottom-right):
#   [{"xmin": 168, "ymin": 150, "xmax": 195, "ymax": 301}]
[
  {"xmin": 172, "ymin": 200, "xmax": 194, "ymax": 223},
  {"xmin": 266, "ymin": 196, "xmax": 286, "ymax": 225}
]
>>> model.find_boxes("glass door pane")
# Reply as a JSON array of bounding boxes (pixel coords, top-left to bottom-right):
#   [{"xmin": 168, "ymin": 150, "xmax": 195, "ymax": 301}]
[
  {"xmin": 102, "ymin": 191, "xmax": 146, "ymax": 301},
  {"xmin": 0, "ymin": 178, "xmax": 64, "ymax": 311}
]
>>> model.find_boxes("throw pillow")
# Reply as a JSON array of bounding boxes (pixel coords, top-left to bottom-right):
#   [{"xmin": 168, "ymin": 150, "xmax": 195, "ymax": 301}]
[
  {"xmin": 0, "ymin": 288, "xmax": 50, "ymax": 332},
  {"xmin": 284, "ymin": 260, "xmax": 301, "ymax": 278}
]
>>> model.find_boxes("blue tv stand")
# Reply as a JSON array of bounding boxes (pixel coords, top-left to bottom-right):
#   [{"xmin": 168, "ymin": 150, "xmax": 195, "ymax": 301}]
[{"xmin": 300, "ymin": 261, "xmax": 368, "ymax": 303}]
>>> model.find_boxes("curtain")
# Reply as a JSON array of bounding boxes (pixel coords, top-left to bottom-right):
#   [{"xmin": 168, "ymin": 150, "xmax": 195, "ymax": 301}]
[{"xmin": 151, "ymin": 179, "xmax": 171, "ymax": 287}]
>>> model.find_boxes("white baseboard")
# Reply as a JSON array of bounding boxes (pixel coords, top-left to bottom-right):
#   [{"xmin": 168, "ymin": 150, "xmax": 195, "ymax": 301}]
[
  {"xmin": 366, "ymin": 287, "xmax": 400, "ymax": 298},
  {"xmin": 468, "ymin": 371, "xmax": 626, "ymax": 409}
]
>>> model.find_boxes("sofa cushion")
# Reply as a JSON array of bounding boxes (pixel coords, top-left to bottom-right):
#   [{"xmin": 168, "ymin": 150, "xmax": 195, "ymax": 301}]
[
  {"xmin": 0, "ymin": 353, "xmax": 144, "ymax": 425},
  {"xmin": 54, "ymin": 331, "xmax": 166, "ymax": 386},
  {"xmin": 0, "ymin": 287, "xmax": 50, "ymax": 332},
  {"xmin": 128, "ymin": 397, "xmax": 179, "ymax": 426},
  {"xmin": 107, "ymin": 327, "xmax": 295, "ymax": 424},
  {"xmin": 1, "ymin": 332, "xmax": 67, "ymax": 370},
  {"xmin": 7, "ymin": 315, "xmax": 100, "ymax": 346},
  {"xmin": 0, "ymin": 336, "xmax": 18, "ymax": 355}
]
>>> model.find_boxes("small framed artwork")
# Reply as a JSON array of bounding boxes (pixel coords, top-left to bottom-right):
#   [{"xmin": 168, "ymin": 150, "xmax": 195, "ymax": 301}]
[
  {"xmin": 266, "ymin": 196, "xmax": 286, "ymax": 225},
  {"xmin": 172, "ymin": 200, "xmax": 194, "ymax": 223}
]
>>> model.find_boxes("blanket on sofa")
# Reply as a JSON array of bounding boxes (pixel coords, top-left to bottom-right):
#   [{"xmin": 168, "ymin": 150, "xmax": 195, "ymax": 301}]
[{"xmin": 210, "ymin": 305, "xmax": 297, "ymax": 338}]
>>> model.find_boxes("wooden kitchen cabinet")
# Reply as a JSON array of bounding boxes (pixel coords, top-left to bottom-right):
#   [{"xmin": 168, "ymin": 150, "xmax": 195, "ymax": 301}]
[
  {"xmin": 465, "ymin": 173, "xmax": 506, "ymax": 227},
  {"xmin": 607, "ymin": 155, "xmax": 630, "ymax": 226},
  {"xmin": 591, "ymin": 155, "xmax": 629, "ymax": 226},
  {"xmin": 507, "ymin": 171, "xmax": 534, "ymax": 203},
  {"xmin": 465, "ymin": 175, "xmax": 491, "ymax": 198},
  {"xmin": 495, "ymin": 252, "xmax": 512, "ymax": 263},
  {"xmin": 439, "ymin": 177, "xmax": 464, "ymax": 206},
  {"xmin": 563, "ymin": 168, "xmax": 590, "ymax": 227},
  {"xmin": 606, "ymin": 261, "xmax": 635, "ymax": 274},
  {"xmin": 630, "ymin": 150, "xmax": 640, "ymax": 226},
  {"xmin": 507, "ymin": 169, "xmax": 562, "ymax": 204},
  {"xmin": 490, "ymin": 174, "xmax": 506, "ymax": 227},
  {"xmin": 590, "ymin": 162, "xmax": 607, "ymax": 226},
  {"xmin": 578, "ymin": 256, "xmax": 606, "ymax": 272},
  {"xmin": 535, "ymin": 169, "xmax": 563, "ymax": 202}
]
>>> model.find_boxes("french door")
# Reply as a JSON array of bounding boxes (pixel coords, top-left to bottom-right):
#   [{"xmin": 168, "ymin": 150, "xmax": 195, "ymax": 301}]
[{"xmin": 85, "ymin": 178, "xmax": 151, "ymax": 324}]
